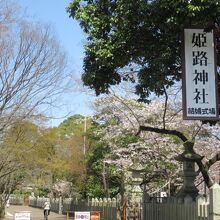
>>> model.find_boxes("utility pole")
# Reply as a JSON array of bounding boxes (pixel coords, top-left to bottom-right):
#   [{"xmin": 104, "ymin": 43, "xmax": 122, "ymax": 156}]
[{"xmin": 83, "ymin": 116, "xmax": 87, "ymax": 155}]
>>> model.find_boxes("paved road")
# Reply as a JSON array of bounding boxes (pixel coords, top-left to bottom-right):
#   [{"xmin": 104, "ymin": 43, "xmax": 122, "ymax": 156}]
[{"xmin": 4, "ymin": 205, "xmax": 68, "ymax": 220}]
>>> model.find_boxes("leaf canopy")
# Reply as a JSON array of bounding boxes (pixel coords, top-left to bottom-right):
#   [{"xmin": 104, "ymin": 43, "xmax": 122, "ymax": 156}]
[{"xmin": 68, "ymin": 0, "xmax": 220, "ymax": 101}]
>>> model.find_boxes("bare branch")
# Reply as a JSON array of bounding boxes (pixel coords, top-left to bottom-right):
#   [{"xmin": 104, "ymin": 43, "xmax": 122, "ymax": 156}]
[
  {"xmin": 111, "ymin": 93, "xmax": 141, "ymax": 129},
  {"xmin": 0, "ymin": 20, "xmax": 69, "ymax": 133}
]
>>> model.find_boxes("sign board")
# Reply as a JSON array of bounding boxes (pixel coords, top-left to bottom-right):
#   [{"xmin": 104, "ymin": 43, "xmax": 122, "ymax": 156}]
[
  {"xmin": 75, "ymin": 211, "xmax": 90, "ymax": 220},
  {"xmin": 160, "ymin": 192, "xmax": 167, "ymax": 197},
  {"xmin": 14, "ymin": 211, "xmax": 32, "ymax": 220},
  {"xmin": 182, "ymin": 28, "xmax": 218, "ymax": 120},
  {"xmin": 90, "ymin": 211, "xmax": 101, "ymax": 220}
]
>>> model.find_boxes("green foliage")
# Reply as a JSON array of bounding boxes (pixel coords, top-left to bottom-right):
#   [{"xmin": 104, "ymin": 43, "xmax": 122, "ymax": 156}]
[
  {"xmin": 0, "ymin": 117, "xmax": 89, "ymax": 196},
  {"xmin": 58, "ymin": 114, "xmax": 85, "ymax": 138},
  {"xmin": 161, "ymin": 134, "xmax": 183, "ymax": 145},
  {"xmin": 67, "ymin": 0, "xmax": 220, "ymax": 101},
  {"xmin": 84, "ymin": 175, "xmax": 103, "ymax": 197},
  {"xmin": 35, "ymin": 187, "xmax": 51, "ymax": 197},
  {"xmin": 115, "ymin": 133, "xmax": 140, "ymax": 148},
  {"xmin": 82, "ymin": 123, "xmax": 122, "ymax": 197}
]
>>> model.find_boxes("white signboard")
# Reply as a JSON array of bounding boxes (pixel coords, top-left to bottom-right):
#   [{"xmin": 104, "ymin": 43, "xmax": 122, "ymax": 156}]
[
  {"xmin": 75, "ymin": 211, "xmax": 90, "ymax": 220},
  {"xmin": 183, "ymin": 28, "xmax": 218, "ymax": 119},
  {"xmin": 14, "ymin": 211, "xmax": 32, "ymax": 220},
  {"xmin": 160, "ymin": 191, "xmax": 167, "ymax": 197}
]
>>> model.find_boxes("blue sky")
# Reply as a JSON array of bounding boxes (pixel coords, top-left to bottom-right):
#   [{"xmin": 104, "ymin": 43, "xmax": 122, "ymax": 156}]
[{"xmin": 17, "ymin": 0, "xmax": 95, "ymax": 126}]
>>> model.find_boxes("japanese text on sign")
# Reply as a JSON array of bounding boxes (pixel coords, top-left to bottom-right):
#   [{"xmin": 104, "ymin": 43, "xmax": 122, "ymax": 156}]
[
  {"xmin": 75, "ymin": 211, "xmax": 90, "ymax": 220},
  {"xmin": 183, "ymin": 28, "xmax": 218, "ymax": 119},
  {"xmin": 14, "ymin": 211, "xmax": 31, "ymax": 220}
]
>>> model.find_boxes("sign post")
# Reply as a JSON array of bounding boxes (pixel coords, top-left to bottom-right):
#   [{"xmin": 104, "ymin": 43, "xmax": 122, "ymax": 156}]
[{"xmin": 182, "ymin": 28, "xmax": 219, "ymax": 120}]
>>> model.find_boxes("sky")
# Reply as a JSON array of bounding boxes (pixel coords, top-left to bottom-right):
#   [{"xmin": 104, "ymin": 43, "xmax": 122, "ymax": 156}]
[{"xmin": 17, "ymin": 0, "xmax": 95, "ymax": 126}]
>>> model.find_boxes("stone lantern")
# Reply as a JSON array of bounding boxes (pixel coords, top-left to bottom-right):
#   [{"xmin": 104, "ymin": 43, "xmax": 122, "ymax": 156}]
[
  {"xmin": 175, "ymin": 141, "xmax": 203, "ymax": 200},
  {"xmin": 129, "ymin": 164, "xmax": 145, "ymax": 204}
]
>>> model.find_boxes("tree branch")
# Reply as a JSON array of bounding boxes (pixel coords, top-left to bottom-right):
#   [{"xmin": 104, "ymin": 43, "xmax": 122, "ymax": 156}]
[
  {"xmin": 136, "ymin": 125, "xmax": 188, "ymax": 142},
  {"xmin": 205, "ymin": 152, "xmax": 220, "ymax": 169},
  {"xmin": 162, "ymin": 86, "xmax": 168, "ymax": 129},
  {"xmin": 196, "ymin": 160, "xmax": 213, "ymax": 188}
]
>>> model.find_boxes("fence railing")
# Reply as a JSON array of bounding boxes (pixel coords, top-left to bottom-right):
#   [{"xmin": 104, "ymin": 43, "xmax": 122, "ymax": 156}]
[
  {"xmin": 10, "ymin": 183, "xmax": 220, "ymax": 220},
  {"xmin": 29, "ymin": 197, "xmax": 62, "ymax": 214},
  {"xmin": 143, "ymin": 200, "xmax": 204, "ymax": 220},
  {"xmin": 142, "ymin": 193, "xmax": 211, "ymax": 220},
  {"xmin": 8, "ymin": 195, "xmax": 24, "ymax": 205},
  {"xmin": 29, "ymin": 196, "xmax": 118, "ymax": 220}
]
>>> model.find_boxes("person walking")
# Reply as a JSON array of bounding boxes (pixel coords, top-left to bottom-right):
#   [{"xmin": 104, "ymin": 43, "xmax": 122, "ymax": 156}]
[{"xmin": 43, "ymin": 199, "xmax": 51, "ymax": 218}]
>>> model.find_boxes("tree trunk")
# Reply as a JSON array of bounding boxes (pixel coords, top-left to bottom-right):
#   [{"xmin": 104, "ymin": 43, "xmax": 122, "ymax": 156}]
[
  {"xmin": 0, "ymin": 205, "xmax": 5, "ymax": 219},
  {"xmin": 102, "ymin": 162, "xmax": 109, "ymax": 197}
]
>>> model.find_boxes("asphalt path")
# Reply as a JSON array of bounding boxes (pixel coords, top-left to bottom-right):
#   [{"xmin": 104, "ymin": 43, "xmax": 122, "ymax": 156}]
[{"xmin": 4, "ymin": 205, "xmax": 68, "ymax": 220}]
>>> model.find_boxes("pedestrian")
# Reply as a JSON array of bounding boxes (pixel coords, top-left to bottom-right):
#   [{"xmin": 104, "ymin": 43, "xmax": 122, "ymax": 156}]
[{"xmin": 43, "ymin": 199, "xmax": 51, "ymax": 217}]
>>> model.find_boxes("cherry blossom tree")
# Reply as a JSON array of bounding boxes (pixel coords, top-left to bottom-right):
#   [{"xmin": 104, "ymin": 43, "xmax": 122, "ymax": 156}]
[
  {"xmin": 92, "ymin": 95, "xmax": 220, "ymax": 193},
  {"xmin": 67, "ymin": 0, "xmax": 220, "ymax": 192}
]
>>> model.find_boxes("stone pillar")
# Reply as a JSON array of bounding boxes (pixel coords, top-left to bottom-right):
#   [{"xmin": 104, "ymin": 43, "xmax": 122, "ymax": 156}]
[
  {"xmin": 210, "ymin": 183, "xmax": 220, "ymax": 220},
  {"xmin": 58, "ymin": 196, "xmax": 62, "ymax": 215},
  {"xmin": 130, "ymin": 167, "xmax": 144, "ymax": 204}
]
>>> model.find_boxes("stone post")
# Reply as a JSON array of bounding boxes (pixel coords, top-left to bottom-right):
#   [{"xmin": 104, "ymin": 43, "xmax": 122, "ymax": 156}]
[
  {"xmin": 129, "ymin": 164, "xmax": 144, "ymax": 204},
  {"xmin": 58, "ymin": 196, "xmax": 62, "ymax": 215},
  {"xmin": 210, "ymin": 183, "xmax": 220, "ymax": 220}
]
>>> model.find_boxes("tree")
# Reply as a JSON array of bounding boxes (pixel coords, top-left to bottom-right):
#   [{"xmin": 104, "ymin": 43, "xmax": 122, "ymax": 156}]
[
  {"xmin": 1, "ymin": 120, "xmax": 79, "ymax": 198},
  {"xmin": 67, "ymin": 0, "xmax": 220, "ymax": 100},
  {"xmin": 91, "ymin": 96, "xmax": 220, "ymax": 194},
  {"xmin": 57, "ymin": 115, "xmax": 93, "ymax": 193},
  {"xmin": 5, "ymin": 115, "xmax": 93, "ymax": 199},
  {"xmin": 0, "ymin": 0, "xmax": 69, "ymax": 213},
  {"xmin": 0, "ymin": 120, "xmax": 43, "ymax": 216},
  {"xmin": 0, "ymin": 0, "xmax": 68, "ymax": 136},
  {"xmin": 91, "ymin": 97, "xmax": 182, "ymax": 195},
  {"xmin": 84, "ymin": 122, "xmax": 122, "ymax": 198},
  {"xmin": 68, "ymin": 0, "xmax": 220, "ymax": 189}
]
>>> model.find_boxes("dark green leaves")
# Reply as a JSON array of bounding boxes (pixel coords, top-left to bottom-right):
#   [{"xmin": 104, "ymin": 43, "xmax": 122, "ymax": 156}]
[{"xmin": 68, "ymin": 0, "xmax": 220, "ymax": 101}]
